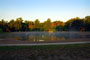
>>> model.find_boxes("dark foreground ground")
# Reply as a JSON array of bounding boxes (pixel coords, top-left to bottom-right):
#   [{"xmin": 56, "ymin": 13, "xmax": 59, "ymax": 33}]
[{"xmin": 0, "ymin": 44, "xmax": 90, "ymax": 60}]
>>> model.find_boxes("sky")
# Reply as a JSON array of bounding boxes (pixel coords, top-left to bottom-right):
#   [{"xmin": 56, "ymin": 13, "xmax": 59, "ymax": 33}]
[{"xmin": 0, "ymin": 0, "xmax": 90, "ymax": 22}]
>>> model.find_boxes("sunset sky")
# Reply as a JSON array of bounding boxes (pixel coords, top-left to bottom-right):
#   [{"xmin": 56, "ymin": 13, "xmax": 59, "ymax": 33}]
[{"xmin": 0, "ymin": 0, "xmax": 90, "ymax": 22}]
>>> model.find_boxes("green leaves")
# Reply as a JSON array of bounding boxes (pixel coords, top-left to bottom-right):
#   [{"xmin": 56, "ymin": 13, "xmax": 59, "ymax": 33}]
[{"xmin": 0, "ymin": 16, "xmax": 90, "ymax": 32}]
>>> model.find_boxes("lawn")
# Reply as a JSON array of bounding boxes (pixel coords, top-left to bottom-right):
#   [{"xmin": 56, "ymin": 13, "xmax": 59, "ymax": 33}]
[{"xmin": 0, "ymin": 43, "xmax": 90, "ymax": 60}]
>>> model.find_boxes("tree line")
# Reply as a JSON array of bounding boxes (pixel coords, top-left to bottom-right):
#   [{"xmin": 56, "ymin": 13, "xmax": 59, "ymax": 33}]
[{"xmin": 0, "ymin": 16, "xmax": 90, "ymax": 32}]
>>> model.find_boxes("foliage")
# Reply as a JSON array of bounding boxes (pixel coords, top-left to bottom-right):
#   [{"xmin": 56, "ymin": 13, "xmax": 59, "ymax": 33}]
[
  {"xmin": 84, "ymin": 16, "xmax": 90, "ymax": 31},
  {"xmin": 44, "ymin": 18, "xmax": 51, "ymax": 31},
  {"xmin": 33, "ymin": 19, "xmax": 40, "ymax": 31},
  {"xmin": 0, "ymin": 28, "xmax": 2, "ymax": 32},
  {"xmin": 0, "ymin": 16, "xmax": 90, "ymax": 32},
  {"xmin": 65, "ymin": 17, "xmax": 85, "ymax": 31}
]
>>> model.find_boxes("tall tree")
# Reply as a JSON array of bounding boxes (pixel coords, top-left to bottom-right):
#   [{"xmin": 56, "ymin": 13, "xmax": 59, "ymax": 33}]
[
  {"xmin": 34, "ymin": 19, "xmax": 40, "ymax": 31},
  {"xmin": 8, "ymin": 19, "xmax": 15, "ymax": 31},
  {"xmin": 14, "ymin": 17, "xmax": 23, "ymax": 31},
  {"xmin": 65, "ymin": 17, "xmax": 84, "ymax": 31},
  {"xmin": 28, "ymin": 21, "xmax": 34, "ymax": 31},
  {"xmin": 44, "ymin": 18, "xmax": 51, "ymax": 31},
  {"xmin": 0, "ymin": 19, "xmax": 8, "ymax": 32},
  {"xmin": 71, "ymin": 19, "xmax": 84, "ymax": 31},
  {"xmin": 85, "ymin": 16, "xmax": 90, "ymax": 31}
]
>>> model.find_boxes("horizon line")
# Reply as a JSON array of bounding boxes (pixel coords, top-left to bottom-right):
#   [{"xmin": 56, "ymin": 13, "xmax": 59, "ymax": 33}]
[{"xmin": 0, "ymin": 16, "xmax": 89, "ymax": 22}]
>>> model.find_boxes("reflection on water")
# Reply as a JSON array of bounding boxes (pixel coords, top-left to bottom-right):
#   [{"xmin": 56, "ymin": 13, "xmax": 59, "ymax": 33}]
[{"xmin": 0, "ymin": 32, "xmax": 90, "ymax": 42}]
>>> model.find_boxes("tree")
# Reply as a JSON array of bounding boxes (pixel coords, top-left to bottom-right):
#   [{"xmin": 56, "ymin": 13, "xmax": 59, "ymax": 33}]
[
  {"xmin": 65, "ymin": 17, "xmax": 84, "ymax": 31},
  {"xmin": 39, "ymin": 23, "xmax": 44, "ymax": 31},
  {"xmin": 28, "ymin": 21, "xmax": 34, "ymax": 31},
  {"xmin": 8, "ymin": 19, "xmax": 15, "ymax": 31},
  {"xmin": 0, "ymin": 16, "xmax": 90, "ymax": 32},
  {"xmin": 0, "ymin": 19, "xmax": 8, "ymax": 32},
  {"xmin": 23, "ymin": 20, "xmax": 30, "ymax": 31},
  {"xmin": 53, "ymin": 21, "xmax": 65, "ymax": 31},
  {"xmin": 71, "ymin": 19, "xmax": 84, "ymax": 31},
  {"xmin": 55, "ymin": 25, "xmax": 64, "ymax": 31},
  {"xmin": 65, "ymin": 18, "xmax": 74, "ymax": 31},
  {"xmin": 44, "ymin": 18, "xmax": 51, "ymax": 31},
  {"xmin": 0, "ymin": 28, "xmax": 2, "ymax": 32},
  {"xmin": 84, "ymin": 16, "xmax": 90, "ymax": 31},
  {"xmin": 14, "ymin": 17, "xmax": 23, "ymax": 31},
  {"xmin": 34, "ymin": 19, "xmax": 40, "ymax": 31}
]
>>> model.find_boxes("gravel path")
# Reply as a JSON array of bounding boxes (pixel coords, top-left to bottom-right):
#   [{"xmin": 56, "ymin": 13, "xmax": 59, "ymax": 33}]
[{"xmin": 0, "ymin": 41, "xmax": 90, "ymax": 46}]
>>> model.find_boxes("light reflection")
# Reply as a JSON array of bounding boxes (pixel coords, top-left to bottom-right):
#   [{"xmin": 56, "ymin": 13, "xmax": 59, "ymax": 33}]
[{"xmin": 0, "ymin": 32, "xmax": 90, "ymax": 42}]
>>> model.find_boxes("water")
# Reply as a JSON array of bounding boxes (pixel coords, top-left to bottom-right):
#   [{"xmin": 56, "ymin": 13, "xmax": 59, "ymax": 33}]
[{"xmin": 0, "ymin": 32, "xmax": 90, "ymax": 42}]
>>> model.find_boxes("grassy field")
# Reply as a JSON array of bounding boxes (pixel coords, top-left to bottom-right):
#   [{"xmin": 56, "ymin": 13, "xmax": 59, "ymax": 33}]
[{"xmin": 0, "ymin": 44, "xmax": 90, "ymax": 60}]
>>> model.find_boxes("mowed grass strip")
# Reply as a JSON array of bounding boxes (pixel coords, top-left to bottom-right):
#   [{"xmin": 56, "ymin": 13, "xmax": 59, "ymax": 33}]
[{"xmin": 0, "ymin": 43, "xmax": 90, "ymax": 51}]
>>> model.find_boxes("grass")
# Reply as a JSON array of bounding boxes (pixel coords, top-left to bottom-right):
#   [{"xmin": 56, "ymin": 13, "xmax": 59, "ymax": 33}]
[
  {"xmin": 0, "ymin": 43, "xmax": 90, "ymax": 50},
  {"xmin": 0, "ymin": 43, "xmax": 90, "ymax": 60}
]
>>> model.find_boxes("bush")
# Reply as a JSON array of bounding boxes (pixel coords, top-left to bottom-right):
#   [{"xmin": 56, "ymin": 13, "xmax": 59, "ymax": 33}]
[{"xmin": 0, "ymin": 28, "xmax": 3, "ymax": 32}]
